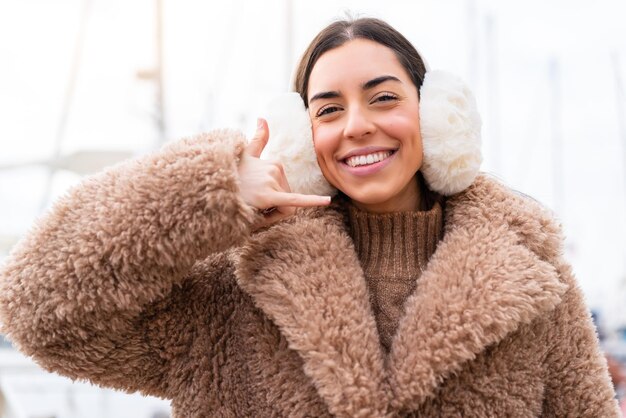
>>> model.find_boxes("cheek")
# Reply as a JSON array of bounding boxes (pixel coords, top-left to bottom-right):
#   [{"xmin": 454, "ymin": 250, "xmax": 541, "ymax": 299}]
[
  {"xmin": 383, "ymin": 117, "xmax": 422, "ymax": 148},
  {"xmin": 312, "ymin": 126, "xmax": 338, "ymax": 164},
  {"xmin": 312, "ymin": 125, "xmax": 343, "ymax": 187},
  {"xmin": 382, "ymin": 116, "xmax": 424, "ymax": 167}
]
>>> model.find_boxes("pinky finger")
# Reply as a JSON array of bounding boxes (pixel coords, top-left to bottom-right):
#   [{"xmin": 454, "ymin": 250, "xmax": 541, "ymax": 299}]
[{"xmin": 272, "ymin": 192, "xmax": 332, "ymax": 208}]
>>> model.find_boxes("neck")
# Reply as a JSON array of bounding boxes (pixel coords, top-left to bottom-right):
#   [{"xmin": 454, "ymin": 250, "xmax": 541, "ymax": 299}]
[{"xmin": 351, "ymin": 176, "xmax": 422, "ymax": 213}]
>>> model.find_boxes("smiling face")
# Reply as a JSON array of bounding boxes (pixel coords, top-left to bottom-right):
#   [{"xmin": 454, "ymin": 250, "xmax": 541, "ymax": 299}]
[{"xmin": 307, "ymin": 39, "xmax": 424, "ymax": 213}]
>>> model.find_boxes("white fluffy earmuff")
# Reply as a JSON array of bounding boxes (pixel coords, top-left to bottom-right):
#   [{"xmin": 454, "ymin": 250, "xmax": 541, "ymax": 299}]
[
  {"xmin": 419, "ymin": 70, "xmax": 482, "ymax": 195},
  {"xmin": 260, "ymin": 71, "xmax": 482, "ymax": 197},
  {"xmin": 261, "ymin": 93, "xmax": 337, "ymax": 197}
]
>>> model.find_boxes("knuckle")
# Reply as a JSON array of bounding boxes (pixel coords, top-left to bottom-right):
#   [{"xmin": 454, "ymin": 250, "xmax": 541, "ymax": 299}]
[
  {"xmin": 268, "ymin": 164, "xmax": 280, "ymax": 177},
  {"xmin": 273, "ymin": 162, "xmax": 285, "ymax": 174},
  {"xmin": 252, "ymin": 191, "xmax": 268, "ymax": 206},
  {"xmin": 268, "ymin": 179, "xmax": 281, "ymax": 191}
]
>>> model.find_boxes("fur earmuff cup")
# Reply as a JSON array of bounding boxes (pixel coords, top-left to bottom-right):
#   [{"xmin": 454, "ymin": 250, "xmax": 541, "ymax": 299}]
[
  {"xmin": 419, "ymin": 70, "xmax": 482, "ymax": 196},
  {"xmin": 261, "ymin": 92, "xmax": 337, "ymax": 197}
]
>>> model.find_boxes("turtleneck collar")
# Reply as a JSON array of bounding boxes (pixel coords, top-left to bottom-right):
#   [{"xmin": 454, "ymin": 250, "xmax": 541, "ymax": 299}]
[{"xmin": 346, "ymin": 200, "xmax": 444, "ymax": 352}]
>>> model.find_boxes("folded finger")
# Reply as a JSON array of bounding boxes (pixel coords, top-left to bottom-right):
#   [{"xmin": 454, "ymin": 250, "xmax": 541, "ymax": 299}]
[{"xmin": 275, "ymin": 163, "xmax": 292, "ymax": 193}]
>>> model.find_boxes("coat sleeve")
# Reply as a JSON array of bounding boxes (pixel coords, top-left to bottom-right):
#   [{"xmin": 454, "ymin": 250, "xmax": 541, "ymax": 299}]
[
  {"xmin": 0, "ymin": 129, "xmax": 258, "ymax": 398},
  {"xmin": 540, "ymin": 263, "xmax": 620, "ymax": 417}
]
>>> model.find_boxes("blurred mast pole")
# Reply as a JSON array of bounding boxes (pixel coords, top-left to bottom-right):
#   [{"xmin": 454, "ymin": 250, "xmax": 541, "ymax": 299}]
[
  {"xmin": 155, "ymin": 0, "xmax": 166, "ymax": 144},
  {"xmin": 466, "ymin": 0, "xmax": 479, "ymax": 88},
  {"xmin": 285, "ymin": 0, "xmax": 293, "ymax": 89},
  {"xmin": 138, "ymin": 0, "xmax": 166, "ymax": 143},
  {"xmin": 611, "ymin": 51, "xmax": 626, "ymax": 278},
  {"xmin": 485, "ymin": 14, "xmax": 501, "ymax": 174},
  {"xmin": 548, "ymin": 57, "xmax": 564, "ymax": 216},
  {"xmin": 611, "ymin": 53, "xmax": 626, "ymax": 211},
  {"xmin": 40, "ymin": 0, "xmax": 92, "ymax": 211}
]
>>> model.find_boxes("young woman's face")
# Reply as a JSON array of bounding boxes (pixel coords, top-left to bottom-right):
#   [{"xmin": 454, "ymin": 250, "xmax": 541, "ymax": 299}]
[{"xmin": 307, "ymin": 39, "xmax": 423, "ymax": 212}]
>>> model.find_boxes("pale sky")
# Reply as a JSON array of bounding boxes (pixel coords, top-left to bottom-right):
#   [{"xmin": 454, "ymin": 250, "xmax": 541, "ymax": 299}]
[{"xmin": 1, "ymin": 0, "xmax": 626, "ymax": 327}]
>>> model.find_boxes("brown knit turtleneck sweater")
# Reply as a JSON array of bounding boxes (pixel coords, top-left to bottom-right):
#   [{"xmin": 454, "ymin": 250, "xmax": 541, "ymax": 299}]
[{"xmin": 347, "ymin": 201, "xmax": 444, "ymax": 353}]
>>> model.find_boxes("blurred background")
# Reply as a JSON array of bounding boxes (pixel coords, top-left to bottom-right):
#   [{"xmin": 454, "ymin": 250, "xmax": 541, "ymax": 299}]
[{"xmin": 1, "ymin": 0, "xmax": 626, "ymax": 416}]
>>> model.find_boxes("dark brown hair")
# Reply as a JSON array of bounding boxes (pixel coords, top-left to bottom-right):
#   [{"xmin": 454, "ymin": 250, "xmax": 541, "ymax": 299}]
[{"xmin": 293, "ymin": 17, "xmax": 428, "ymax": 107}]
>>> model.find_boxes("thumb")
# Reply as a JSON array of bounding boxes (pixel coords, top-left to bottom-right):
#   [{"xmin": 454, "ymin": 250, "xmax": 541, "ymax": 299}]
[{"xmin": 245, "ymin": 118, "xmax": 269, "ymax": 158}]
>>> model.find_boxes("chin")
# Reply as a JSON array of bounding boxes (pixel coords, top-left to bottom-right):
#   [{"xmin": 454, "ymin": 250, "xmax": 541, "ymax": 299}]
[
  {"xmin": 333, "ymin": 173, "xmax": 420, "ymax": 211},
  {"xmin": 341, "ymin": 187, "xmax": 396, "ymax": 206}
]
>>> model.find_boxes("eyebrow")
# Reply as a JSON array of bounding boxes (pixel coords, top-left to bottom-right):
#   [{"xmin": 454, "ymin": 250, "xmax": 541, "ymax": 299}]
[
  {"xmin": 362, "ymin": 75, "xmax": 401, "ymax": 90},
  {"xmin": 309, "ymin": 75, "xmax": 402, "ymax": 104}
]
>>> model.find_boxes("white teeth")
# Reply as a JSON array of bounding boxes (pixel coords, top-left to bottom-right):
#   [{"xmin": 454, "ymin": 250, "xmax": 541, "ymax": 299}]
[{"xmin": 345, "ymin": 151, "xmax": 392, "ymax": 167}]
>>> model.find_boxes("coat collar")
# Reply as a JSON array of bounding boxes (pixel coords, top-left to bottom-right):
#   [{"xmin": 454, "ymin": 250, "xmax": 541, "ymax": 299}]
[{"xmin": 232, "ymin": 175, "xmax": 568, "ymax": 416}]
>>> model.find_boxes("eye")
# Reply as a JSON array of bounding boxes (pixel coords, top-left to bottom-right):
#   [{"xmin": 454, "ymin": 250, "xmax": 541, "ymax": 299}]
[
  {"xmin": 372, "ymin": 92, "xmax": 398, "ymax": 104},
  {"xmin": 316, "ymin": 104, "xmax": 342, "ymax": 117}
]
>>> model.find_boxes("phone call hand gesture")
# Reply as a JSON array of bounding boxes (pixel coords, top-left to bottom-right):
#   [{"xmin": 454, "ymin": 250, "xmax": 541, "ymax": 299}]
[{"xmin": 238, "ymin": 118, "xmax": 331, "ymax": 229}]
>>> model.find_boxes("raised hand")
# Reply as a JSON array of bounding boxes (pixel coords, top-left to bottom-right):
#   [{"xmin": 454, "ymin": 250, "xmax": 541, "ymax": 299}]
[{"xmin": 238, "ymin": 118, "xmax": 331, "ymax": 228}]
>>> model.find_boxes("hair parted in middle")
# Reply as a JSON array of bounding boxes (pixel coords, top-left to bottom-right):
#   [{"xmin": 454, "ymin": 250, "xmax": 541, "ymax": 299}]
[{"xmin": 293, "ymin": 17, "xmax": 428, "ymax": 106}]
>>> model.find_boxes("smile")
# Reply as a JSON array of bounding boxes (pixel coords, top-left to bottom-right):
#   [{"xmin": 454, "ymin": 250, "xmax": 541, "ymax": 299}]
[
  {"xmin": 339, "ymin": 149, "xmax": 398, "ymax": 177},
  {"xmin": 345, "ymin": 151, "xmax": 394, "ymax": 167}
]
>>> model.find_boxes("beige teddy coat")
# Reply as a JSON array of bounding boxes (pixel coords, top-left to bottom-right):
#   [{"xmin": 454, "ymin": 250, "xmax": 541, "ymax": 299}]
[{"xmin": 0, "ymin": 130, "xmax": 619, "ymax": 417}]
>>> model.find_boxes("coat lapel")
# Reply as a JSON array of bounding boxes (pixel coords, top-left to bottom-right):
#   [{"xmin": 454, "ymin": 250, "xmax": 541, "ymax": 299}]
[
  {"xmin": 233, "ymin": 175, "xmax": 568, "ymax": 416},
  {"xmin": 232, "ymin": 205, "xmax": 393, "ymax": 418},
  {"xmin": 387, "ymin": 176, "xmax": 569, "ymax": 411}
]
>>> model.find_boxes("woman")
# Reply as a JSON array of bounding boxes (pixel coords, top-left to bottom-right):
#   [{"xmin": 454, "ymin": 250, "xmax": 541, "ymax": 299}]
[{"xmin": 0, "ymin": 17, "xmax": 619, "ymax": 417}]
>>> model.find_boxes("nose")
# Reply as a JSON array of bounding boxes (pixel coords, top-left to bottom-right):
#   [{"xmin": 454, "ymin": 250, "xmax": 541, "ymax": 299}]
[{"xmin": 343, "ymin": 105, "xmax": 375, "ymax": 140}]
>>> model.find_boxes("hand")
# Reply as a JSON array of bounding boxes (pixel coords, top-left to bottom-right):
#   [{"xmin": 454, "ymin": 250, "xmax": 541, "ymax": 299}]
[{"xmin": 238, "ymin": 118, "xmax": 331, "ymax": 228}]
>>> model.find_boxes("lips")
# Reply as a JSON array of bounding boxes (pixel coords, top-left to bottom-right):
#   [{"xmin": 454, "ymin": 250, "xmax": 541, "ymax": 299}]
[
  {"xmin": 339, "ymin": 146, "xmax": 398, "ymax": 160},
  {"xmin": 339, "ymin": 148, "xmax": 398, "ymax": 177},
  {"xmin": 345, "ymin": 150, "xmax": 394, "ymax": 167}
]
